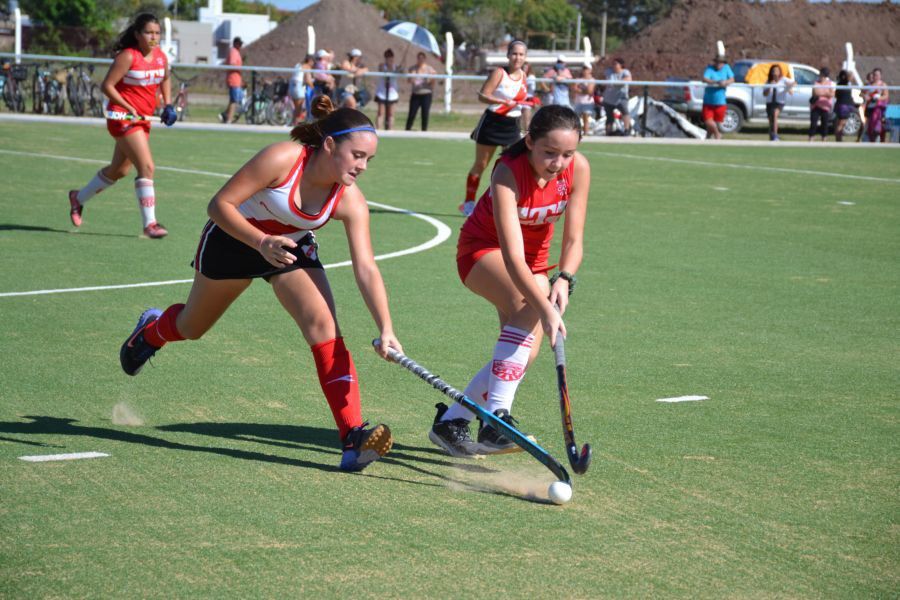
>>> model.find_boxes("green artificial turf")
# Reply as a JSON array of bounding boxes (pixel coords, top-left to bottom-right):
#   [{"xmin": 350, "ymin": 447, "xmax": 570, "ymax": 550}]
[{"xmin": 1, "ymin": 120, "xmax": 897, "ymax": 597}]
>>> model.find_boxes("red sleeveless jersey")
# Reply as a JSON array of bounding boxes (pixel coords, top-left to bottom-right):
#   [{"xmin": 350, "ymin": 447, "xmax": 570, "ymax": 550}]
[
  {"xmin": 108, "ymin": 47, "xmax": 168, "ymax": 117},
  {"xmin": 458, "ymin": 152, "xmax": 574, "ymax": 271}
]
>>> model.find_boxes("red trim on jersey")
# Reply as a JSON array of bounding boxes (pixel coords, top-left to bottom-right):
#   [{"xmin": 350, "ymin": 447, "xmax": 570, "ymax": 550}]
[
  {"xmin": 270, "ymin": 147, "xmax": 306, "ymax": 189},
  {"xmin": 246, "ymin": 218, "xmax": 302, "ymax": 235}
]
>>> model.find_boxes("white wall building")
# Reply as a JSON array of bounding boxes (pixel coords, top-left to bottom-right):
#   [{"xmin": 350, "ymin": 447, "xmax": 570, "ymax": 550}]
[{"xmin": 198, "ymin": 0, "xmax": 277, "ymax": 63}]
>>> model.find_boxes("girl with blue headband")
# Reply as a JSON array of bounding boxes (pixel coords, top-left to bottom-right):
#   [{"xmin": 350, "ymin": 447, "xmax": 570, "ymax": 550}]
[{"xmin": 118, "ymin": 95, "xmax": 401, "ymax": 472}]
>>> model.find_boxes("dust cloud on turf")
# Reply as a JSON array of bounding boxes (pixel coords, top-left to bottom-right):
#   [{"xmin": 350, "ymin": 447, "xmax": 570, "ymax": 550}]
[
  {"xmin": 112, "ymin": 402, "xmax": 144, "ymax": 426},
  {"xmin": 446, "ymin": 464, "xmax": 559, "ymax": 503}
]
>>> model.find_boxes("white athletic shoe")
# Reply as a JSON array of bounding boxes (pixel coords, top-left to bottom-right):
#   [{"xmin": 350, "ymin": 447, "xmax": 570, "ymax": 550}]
[{"xmin": 458, "ymin": 200, "xmax": 475, "ymax": 217}]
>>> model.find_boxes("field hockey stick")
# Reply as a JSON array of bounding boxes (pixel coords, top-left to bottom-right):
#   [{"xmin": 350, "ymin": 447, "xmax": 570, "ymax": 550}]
[
  {"xmin": 374, "ymin": 341, "xmax": 572, "ymax": 486},
  {"xmin": 552, "ymin": 307, "xmax": 592, "ymax": 475},
  {"xmin": 105, "ymin": 110, "xmax": 161, "ymax": 122}
]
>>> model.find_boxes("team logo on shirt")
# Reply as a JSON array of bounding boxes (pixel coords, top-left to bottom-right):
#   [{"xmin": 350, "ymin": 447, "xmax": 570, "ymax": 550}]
[
  {"xmin": 519, "ymin": 199, "xmax": 568, "ymax": 225},
  {"xmin": 492, "ymin": 359, "xmax": 524, "ymax": 381}
]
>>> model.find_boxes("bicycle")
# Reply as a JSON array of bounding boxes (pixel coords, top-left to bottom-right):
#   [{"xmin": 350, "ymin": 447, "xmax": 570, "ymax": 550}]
[
  {"xmin": 0, "ymin": 61, "xmax": 28, "ymax": 113},
  {"xmin": 32, "ymin": 63, "xmax": 65, "ymax": 115},
  {"xmin": 243, "ymin": 78, "xmax": 275, "ymax": 125},
  {"xmin": 266, "ymin": 77, "xmax": 292, "ymax": 126},
  {"xmin": 66, "ymin": 62, "xmax": 103, "ymax": 117}
]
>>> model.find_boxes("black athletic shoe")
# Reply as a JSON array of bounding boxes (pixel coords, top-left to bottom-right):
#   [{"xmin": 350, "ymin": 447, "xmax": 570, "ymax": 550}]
[
  {"xmin": 428, "ymin": 402, "xmax": 483, "ymax": 458},
  {"xmin": 340, "ymin": 422, "xmax": 393, "ymax": 472},
  {"xmin": 477, "ymin": 409, "xmax": 526, "ymax": 455},
  {"xmin": 119, "ymin": 308, "xmax": 163, "ymax": 376}
]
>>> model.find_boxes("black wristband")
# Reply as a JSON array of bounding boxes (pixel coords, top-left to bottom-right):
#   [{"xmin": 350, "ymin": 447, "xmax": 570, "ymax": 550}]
[{"xmin": 549, "ymin": 271, "xmax": 577, "ymax": 295}]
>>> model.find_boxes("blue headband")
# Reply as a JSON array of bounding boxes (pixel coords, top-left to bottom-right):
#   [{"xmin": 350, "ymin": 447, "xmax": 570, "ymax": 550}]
[{"xmin": 326, "ymin": 125, "xmax": 377, "ymax": 138}]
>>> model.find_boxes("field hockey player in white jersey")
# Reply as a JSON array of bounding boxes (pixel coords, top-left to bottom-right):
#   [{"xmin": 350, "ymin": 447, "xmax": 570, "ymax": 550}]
[
  {"xmin": 460, "ymin": 40, "xmax": 529, "ymax": 217},
  {"xmin": 119, "ymin": 95, "xmax": 401, "ymax": 472},
  {"xmin": 68, "ymin": 13, "xmax": 177, "ymax": 239}
]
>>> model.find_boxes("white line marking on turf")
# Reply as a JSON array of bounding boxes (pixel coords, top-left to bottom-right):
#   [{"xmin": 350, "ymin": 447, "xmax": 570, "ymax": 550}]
[
  {"xmin": 0, "ymin": 150, "xmax": 452, "ymax": 298},
  {"xmin": 656, "ymin": 395, "xmax": 710, "ymax": 403},
  {"xmin": 587, "ymin": 150, "xmax": 900, "ymax": 184},
  {"xmin": 837, "ymin": 201, "xmax": 856, "ymax": 205},
  {"xmin": 19, "ymin": 451, "xmax": 109, "ymax": 462},
  {"xmin": 0, "ymin": 149, "xmax": 230, "ymax": 178}
]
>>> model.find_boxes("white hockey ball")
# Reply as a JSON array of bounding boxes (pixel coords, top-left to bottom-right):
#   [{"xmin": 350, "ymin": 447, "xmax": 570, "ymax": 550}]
[{"xmin": 548, "ymin": 481, "xmax": 573, "ymax": 505}]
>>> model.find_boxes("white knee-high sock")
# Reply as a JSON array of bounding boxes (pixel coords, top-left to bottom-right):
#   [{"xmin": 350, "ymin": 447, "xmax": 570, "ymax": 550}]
[
  {"xmin": 134, "ymin": 178, "xmax": 157, "ymax": 228},
  {"xmin": 442, "ymin": 361, "xmax": 491, "ymax": 422},
  {"xmin": 484, "ymin": 325, "xmax": 535, "ymax": 415},
  {"xmin": 76, "ymin": 169, "xmax": 116, "ymax": 204}
]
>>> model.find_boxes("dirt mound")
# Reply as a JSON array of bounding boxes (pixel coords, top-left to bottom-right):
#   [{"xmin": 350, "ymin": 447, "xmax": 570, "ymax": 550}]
[
  {"xmin": 607, "ymin": 0, "xmax": 900, "ymax": 82},
  {"xmin": 242, "ymin": 0, "xmax": 444, "ymax": 73}
]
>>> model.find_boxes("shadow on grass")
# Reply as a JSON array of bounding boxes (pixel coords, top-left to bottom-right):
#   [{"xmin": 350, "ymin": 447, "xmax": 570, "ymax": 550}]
[
  {"xmin": 367, "ymin": 208, "xmax": 463, "ymax": 220},
  {"xmin": 0, "ymin": 223, "xmax": 136, "ymax": 238},
  {"xmin": 3, "ymin": 416, "xmax": 551, "ymax": 503}
]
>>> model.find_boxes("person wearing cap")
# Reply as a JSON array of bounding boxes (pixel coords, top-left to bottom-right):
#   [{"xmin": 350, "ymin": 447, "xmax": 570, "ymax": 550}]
[
  {"xmin": 542, "ymin": 55, "xmax": 573, "ymax": 108},
  {"xmin": 701, "ymin": 52, "xmax": 734, "ymax": 139},
  {"xmin": 339, "ymin": 48, "xmax": 368, "ymax": 109},
  {"xmin": 312, "ymin": 48, "xmax": 336, "ymax": 100},
  {"xmin": 220, "ymin": 37, "xmax": 244, "ymax": 124}
]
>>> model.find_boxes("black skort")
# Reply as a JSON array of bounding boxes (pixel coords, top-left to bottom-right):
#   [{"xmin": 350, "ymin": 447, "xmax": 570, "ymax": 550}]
[
  {"xmin": 470, "ymin": 109, "xmax": 522, "ymax": 147},
  {"xmin": 192, "ymin": 220, "xmax": 323, "ymax": 281}
]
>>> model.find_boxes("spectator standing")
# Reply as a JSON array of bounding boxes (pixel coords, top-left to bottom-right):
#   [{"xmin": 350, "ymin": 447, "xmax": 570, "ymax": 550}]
[
  {"xmin": 603, "ymin": 58, "xmax": 633, "ymax": 136},
  {"xmin": 808, "ymin": 67, "xmax": 835, "ymax": 142},
  {"xmin": 339, "ymin": 48, "xmax": 368, "ymax": 109},
  {"xmin": 374, "ymin": 48, "xmax": 401, "ymax": 130},
  {"xmin": 289, "ymin": 54, "xmax": 314, "ymax": 125},
  {"xmin": 762, "ymin": 64, "xmax": 794, "ymax": 141},
  {"xmin": 543, "ymin": 56, "xmax": 573, "ymax": 108},
  {"xmin": 220, "ymin": 37, "xmax": 243, "ymax": 124},
  {"xmin": 573, "ymin": 64, "xmax": 596, "ymax": 135},
  {"xmin": 833, "ymin": 69, "xmax": 859, "ymax": 142},
  {"xmin": 702, "ymin": 52, "xmax": 734, "ymax": 140},
  {"xmin": 311, "ymin": 48, "xmax": 336, "ymax": 100},
  {"xmin": 405, "ymin": 52, "xmax": 436, "ymax": 131},
  {"xmin": 864, "ymin": 68, "xmax": 890, "ymax": 143}
]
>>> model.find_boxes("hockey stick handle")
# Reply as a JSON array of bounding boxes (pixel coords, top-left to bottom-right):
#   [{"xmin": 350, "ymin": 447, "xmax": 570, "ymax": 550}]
[
  {"xmin": 105, "ymin": 110, "xmax": 161, "ymax": 122},
  {"xmin": 552, "ymin": 304, "xmax": 566, "ymax": 367}
]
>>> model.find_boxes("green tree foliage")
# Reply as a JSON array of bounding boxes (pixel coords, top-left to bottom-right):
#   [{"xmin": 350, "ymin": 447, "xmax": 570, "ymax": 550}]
[{"xmin": 574, "ymin": 0, "xmax": 677, "ymax": 47}]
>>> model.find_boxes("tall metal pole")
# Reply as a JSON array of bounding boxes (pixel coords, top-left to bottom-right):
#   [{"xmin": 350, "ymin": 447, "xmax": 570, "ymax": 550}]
[
  {"xmin": 601, "ymin": 10, "xmax": 607, "ymax": 58},
  {"xmin": 575, "ymin": 13, "xmax": 582, "ymax": 52}
]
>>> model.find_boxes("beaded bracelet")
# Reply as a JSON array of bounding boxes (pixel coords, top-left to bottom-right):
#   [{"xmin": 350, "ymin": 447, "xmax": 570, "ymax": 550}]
[{"xmin": 549, "ymin": 270, "xmax": 577, "ymax": 296}]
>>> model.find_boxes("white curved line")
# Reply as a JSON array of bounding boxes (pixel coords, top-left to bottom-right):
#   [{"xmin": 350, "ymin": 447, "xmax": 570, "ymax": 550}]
[{"xmin": 0, "ymin": 151, "xmax": 452, "ymax": 298}]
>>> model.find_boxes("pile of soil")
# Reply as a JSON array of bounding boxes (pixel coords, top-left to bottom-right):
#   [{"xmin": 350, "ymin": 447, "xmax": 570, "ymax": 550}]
[
  {"xmin": 242, "ymin": 0, "xmax": 444, "ymax": 73},
  {"xmin": 605, "ymin": 0, "xmax": 900, "ymax": 83}
]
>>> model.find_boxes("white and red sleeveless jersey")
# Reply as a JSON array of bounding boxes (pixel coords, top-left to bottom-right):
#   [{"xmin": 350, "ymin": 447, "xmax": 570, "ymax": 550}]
[
  {"xmin": 488, "ymin": 68, "xmax": 527, "ymax": 118},
  {"xmin": 108, "ymin": 46, "xmax": 167, "ymax": 118},
  {"xmin": 238, "ymin": 146, "xmax": 345, "ymax": 242},
  {"xmin": 458, "ymin": 152, "xmax": 574, "ymax": 269}
]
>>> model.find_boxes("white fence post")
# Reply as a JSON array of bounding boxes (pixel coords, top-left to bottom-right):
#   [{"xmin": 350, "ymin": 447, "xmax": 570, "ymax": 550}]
[
  {"xmin": 14, "ymin": 8, "xmax": 22, "ymax": 64},
  {"xmin": 444, "ymin": 31, "xmax": 454, "ymax": 113}
]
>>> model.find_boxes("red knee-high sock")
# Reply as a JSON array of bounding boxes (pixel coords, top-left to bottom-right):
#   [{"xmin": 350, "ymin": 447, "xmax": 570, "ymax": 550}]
[
  {"xmin": 311, "ymin": 337, "xmax": 362, "ymax": 441},
  {"xmin": 465, "ymin": 173, "xmax": 480, "ymax": 202},
  {"xmin": 143, "ymin": 304, "xmax": 186, "ymax": 348}
]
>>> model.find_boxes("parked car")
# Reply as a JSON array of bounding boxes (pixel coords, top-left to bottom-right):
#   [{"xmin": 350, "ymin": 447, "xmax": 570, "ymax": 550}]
[{"xmin": 663, "ymin": 59, "xmax": 862, "ymax": 135}]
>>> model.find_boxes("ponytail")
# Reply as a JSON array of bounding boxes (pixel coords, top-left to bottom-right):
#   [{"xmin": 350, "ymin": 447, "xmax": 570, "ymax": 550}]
[
  {"xmin": 502, "ymin": 104, "xmax": 581, "ymax": 158},
  {"xmin": 290, "ymin": 95, "xmax": 376, "ymax": 147},
  {"xmin": 113, "ymin": 13, "xmax": 159, "ymax": 55}
]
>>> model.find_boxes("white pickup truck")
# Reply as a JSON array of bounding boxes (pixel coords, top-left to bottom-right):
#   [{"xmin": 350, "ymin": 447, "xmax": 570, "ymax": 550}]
[{"xmin": 662, "ymin": 59, "xmax": 862, "ymax": 135}]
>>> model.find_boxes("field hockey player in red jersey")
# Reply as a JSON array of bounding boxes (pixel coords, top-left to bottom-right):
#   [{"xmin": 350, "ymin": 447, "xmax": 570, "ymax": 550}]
[
  {"xmin": 67, "ymin": 13, "xmax": 177, "ymax": 239},
  {"xmin": 431, "ymin": 104, "xmax": 590, "ymax": 457},
  {"xmin": 119, "ymin": 96, "xmax": 401, "ymax": 472},
  {"xmin": 459, "ymin": 40, "xmax": 529, "ymax": 217}
]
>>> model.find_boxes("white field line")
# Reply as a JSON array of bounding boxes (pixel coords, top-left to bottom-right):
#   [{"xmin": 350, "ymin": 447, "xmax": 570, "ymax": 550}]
[
  {"xmin": 585, "ymin": 150, "xmax": 900, "ymax": 184},
  {"xmin": 19, "ymin": 451, "xmax": 109, "ymax": 462},
  {"xmin": 0, "ymin": 150, "xmax": 452, "ymax": 298},
  {"xmin": 656, "ymin": 395, "xmax": 710, "ymax": 403}
]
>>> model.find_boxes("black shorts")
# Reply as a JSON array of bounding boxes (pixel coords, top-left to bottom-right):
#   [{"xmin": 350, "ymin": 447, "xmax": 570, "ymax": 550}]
[
  {"xmin": 192, "ymin": 220, "xmax": 323, "ymax": 281},
  {"xmin": 470, "ymin": 110, "xmax": 522, "ymax": 147},
  {"xmin": 766, "ymin": 102, "xmax": 785, "ymax": 118}
]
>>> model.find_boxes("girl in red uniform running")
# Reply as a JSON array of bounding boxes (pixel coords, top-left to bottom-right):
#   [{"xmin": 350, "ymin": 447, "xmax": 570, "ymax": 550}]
[
  {"xmin": 431, "ymin": 105, "xmax": 590, "ymax": 457},
  {"xmin": 118, "ymin": 97, "xmax": 400, "ymax": 472},
  {"xmin": 459, "ymin": 40, "xmax": 528, "ymax": 217},
  {"xmin": 68, "ymin": 13, "xmax": 177, "ymax": 239}
]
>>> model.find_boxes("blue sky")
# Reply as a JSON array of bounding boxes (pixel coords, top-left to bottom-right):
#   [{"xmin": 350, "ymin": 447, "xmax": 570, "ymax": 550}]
[{"xmin": 270, "ymin": 0, "xmax": 318, "ymax": 9}]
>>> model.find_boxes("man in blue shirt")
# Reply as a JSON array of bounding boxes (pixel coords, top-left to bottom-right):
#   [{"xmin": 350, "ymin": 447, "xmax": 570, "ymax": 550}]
[{"xmin": 702, "ymin": 54, "xmax": 735, "ymax": 139}]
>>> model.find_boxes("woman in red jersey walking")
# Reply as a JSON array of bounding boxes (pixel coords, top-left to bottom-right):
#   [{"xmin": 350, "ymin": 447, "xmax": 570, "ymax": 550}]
[
  {"xmin": 430, "ymin": 105, "xmax": 590, "ymax": 457},
  {"xmin": 118, "ymin": 96, "xmax": 400, "ymax": 472},
  {"xmin": 68, "ymin": 13, "xmax": 177, "ymax": 238}
]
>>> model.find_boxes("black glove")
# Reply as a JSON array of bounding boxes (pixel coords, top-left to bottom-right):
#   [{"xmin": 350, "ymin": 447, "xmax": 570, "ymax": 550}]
[{"xmin": 161, "ymin": 104, "xmax": 177, "ymax": 127}]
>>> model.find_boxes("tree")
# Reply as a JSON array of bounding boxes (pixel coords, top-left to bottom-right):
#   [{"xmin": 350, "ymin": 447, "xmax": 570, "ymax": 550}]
[{"xmin": 574, "ymin": 0, "xmax": 677, "ymax": 46}]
